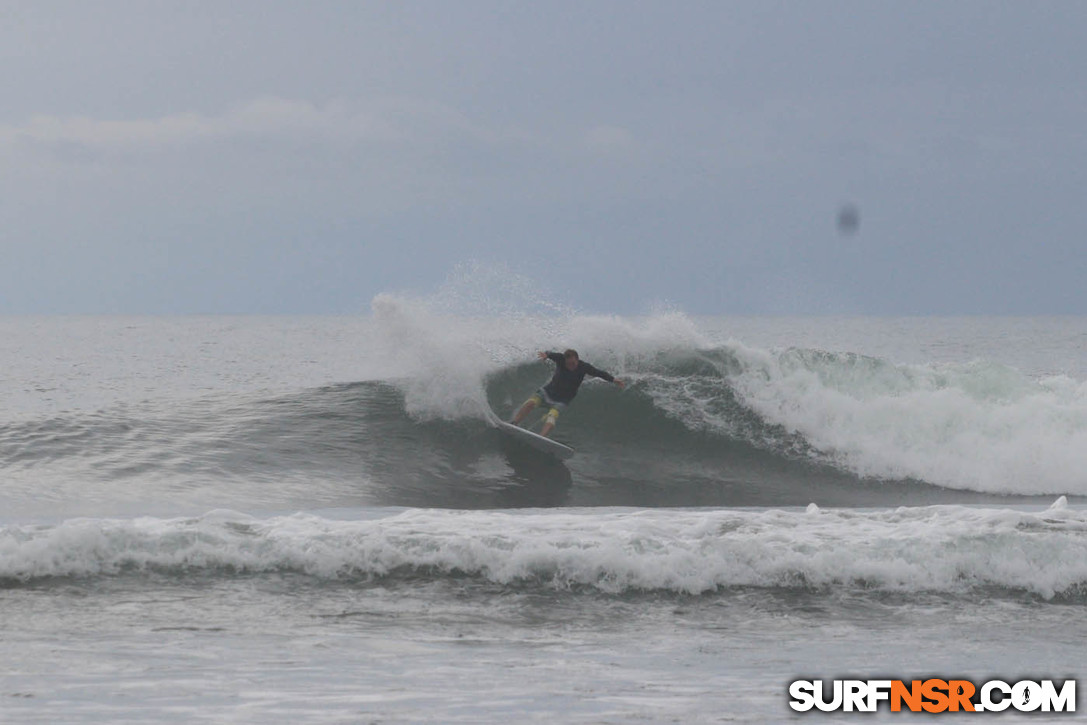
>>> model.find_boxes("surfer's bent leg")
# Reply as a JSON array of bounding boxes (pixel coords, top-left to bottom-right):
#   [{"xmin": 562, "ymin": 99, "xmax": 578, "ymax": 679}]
[
  {"xmin": 511, "ymin": 393, "xmax": 542, "ymax": 425},
  {"xmin": 539, "ymin": 402, "xmax": 565, "ymax": 436},
  {"xmin": 539, "ymin": 407, "xmax": 561, "ymax": 438}
]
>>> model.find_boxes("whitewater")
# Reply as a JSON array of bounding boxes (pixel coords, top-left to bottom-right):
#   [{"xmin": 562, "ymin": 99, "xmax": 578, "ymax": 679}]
[{"xmin": 2, "ymin": 294, "xmax": 1085, "ymax": 721}]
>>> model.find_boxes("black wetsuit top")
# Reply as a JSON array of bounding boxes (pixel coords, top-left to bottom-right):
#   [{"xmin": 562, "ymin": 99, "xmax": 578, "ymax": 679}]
[{"xmin": 542, "ymin": 352, "xmax": 615, "ymax": 404}]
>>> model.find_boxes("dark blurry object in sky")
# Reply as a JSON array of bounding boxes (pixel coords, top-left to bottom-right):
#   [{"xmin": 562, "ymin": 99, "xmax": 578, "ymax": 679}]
[{"xmin": 837, "ymin": 203, "xmax": 860, "ymax": 236}]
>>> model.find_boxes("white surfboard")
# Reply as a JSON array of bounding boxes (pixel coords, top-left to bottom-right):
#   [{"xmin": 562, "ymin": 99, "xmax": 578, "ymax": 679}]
[{"xmin": 487, "ymin": 410, "xmax": 575, "ymax": 460}]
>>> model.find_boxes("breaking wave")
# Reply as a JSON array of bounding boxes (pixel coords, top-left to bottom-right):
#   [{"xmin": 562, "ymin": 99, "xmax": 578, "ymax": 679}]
[{"xmin": 4, "ymin": 502, "xmax": 1086, "ymax": 600}]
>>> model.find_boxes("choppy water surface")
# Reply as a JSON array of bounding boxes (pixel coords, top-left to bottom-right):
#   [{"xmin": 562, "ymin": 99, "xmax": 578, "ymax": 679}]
[{"xmin": 2, "ymin": 308, "xmax": 1085, "ymax": 722}]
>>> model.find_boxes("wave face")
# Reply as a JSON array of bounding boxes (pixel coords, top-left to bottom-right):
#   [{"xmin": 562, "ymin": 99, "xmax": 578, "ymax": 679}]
[{"xmin": 3, "ymin": 502, "xmax": 1085, "ymax": 601}]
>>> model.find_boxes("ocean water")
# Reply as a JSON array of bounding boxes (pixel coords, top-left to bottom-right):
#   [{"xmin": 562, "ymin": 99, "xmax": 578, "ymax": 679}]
[{"xmin": 2, "ymin": 302, "xmax": 1086, "ymax": 722}]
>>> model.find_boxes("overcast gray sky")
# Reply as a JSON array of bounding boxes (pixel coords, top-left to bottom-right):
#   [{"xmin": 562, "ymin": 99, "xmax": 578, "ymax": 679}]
[{"xmin": 2, "ymin": 1, "xmax": 1085, "ymax": 314}]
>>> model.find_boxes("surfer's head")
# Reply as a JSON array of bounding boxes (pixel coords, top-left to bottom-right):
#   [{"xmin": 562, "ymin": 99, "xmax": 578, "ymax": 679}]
[{"xmin": 563, "ymin": 349, "xmax": 579, "ymax": 370}]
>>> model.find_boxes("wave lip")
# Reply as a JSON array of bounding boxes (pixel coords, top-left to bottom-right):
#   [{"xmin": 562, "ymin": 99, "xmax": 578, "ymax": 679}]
[{"xmin": 3, "ymin": 503, "xmax": 1086, "ymax": 600}]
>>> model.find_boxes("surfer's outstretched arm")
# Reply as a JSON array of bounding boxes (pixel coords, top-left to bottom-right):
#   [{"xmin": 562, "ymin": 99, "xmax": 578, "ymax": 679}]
[{"xmin": 584, "ymin": 362, "xmax": 625, "ymax": 389}]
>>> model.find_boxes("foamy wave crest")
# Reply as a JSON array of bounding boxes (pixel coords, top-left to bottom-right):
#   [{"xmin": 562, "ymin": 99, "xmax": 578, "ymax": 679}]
[
  {"xmin": 371, "ymin": 293, "xmax": 494, "ymax": 420},
  {"xmin": 4, "ymin": 503, "xmax": 1086, "ymax": 599},
  {"xmin": 369, "ymin": 263, "xmax": 578, "ymax": 421},
  {"xmin": 726, "ymin": 347, "xmax": 1087, "ymax": 494}
]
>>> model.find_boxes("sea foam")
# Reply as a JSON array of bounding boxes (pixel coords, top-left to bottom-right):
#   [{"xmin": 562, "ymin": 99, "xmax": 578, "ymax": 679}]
[
  {"xmin": 3, "ymin": 504, "xmax": 1085, "ymax": 599},
  {"xmin": 726, "ymin": 346, "xmax": 1087, "ymax": 494}
]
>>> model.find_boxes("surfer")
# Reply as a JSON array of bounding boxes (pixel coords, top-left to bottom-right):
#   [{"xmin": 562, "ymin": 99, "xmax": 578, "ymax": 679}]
[{"xmin": 510, "ymin": 349, "xmax": 624, "ymax": 437}]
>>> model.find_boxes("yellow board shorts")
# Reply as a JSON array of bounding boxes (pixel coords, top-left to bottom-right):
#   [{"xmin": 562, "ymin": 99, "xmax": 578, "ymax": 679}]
[{"xmin": 528, "ymin": 387, "xmax": 566, "ymax": 426}]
